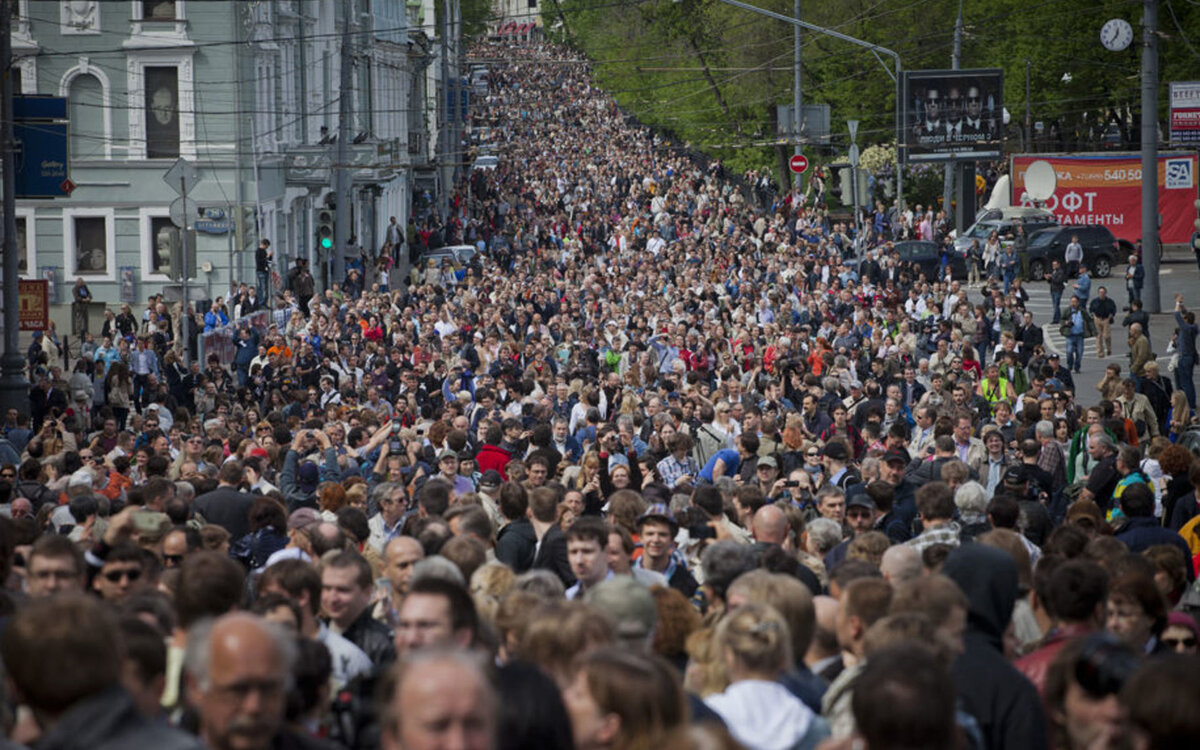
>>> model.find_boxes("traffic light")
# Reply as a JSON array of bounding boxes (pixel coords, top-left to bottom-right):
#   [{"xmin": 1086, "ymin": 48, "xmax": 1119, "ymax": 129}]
[{"xmin": 316, "ymin": 208, "xmax": 335, "ymax": 252}]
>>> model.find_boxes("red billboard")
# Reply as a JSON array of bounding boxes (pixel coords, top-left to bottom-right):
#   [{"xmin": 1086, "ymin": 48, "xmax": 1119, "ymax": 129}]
[{"xmin": 1010, "ymin": 153, "xmax": 1198, "ymax": 244}]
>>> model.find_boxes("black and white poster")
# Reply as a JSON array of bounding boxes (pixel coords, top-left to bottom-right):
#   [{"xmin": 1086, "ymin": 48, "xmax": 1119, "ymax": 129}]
[
  {"xmin": 903, "ymin": 69, "xmax": 1003, "ymax": 162},
  {"xmin": 145, "ymin": 66, "xmax": 179, "ymax": 159}
]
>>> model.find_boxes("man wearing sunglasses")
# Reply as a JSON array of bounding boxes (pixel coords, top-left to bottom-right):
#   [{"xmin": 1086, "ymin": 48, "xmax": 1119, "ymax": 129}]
[{"xmin": 92, "ymin": 543, "xmax": 147, "ymax": 603}]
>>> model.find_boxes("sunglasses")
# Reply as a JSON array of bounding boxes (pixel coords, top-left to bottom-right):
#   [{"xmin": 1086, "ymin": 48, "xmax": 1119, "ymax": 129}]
[
  {"xmin": 0, "ymin": 472, "xmax": 14, "ymax": 478},
  {"xmin": 1163, "ymin": 637, "xmax": 1197, "ymax": 649},
  {"xmin": 162, "ymin": 554, "xmax": 184, "ymax": 566},
  {"xmin": 103, "ymin": 567, "xmax": 142, "ymax": 583}
]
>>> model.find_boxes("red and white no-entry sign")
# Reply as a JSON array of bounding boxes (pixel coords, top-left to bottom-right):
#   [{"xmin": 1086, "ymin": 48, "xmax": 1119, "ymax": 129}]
[{"xmin": 789, "ymin": 154, "xmax": 809, "ymax": 174}]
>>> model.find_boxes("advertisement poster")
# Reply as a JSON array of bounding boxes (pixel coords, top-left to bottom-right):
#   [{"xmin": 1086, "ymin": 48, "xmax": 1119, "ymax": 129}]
[
  {"xmin": 18, "ymin": 280, "xmax": 48, "ymax": 331},
  {"xmin": 903, "ymin": 69, "xmax": 1004, "ymax": 162},
  {"xmin": 1010, "ymin": 153, "xmax": 1199, "ymax": 244},
  {"xmin": 1170, "ymin": 82, "xmax": 1200, "ymax": 146}
]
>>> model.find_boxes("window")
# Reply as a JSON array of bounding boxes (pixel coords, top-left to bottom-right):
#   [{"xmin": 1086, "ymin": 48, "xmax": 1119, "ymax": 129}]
[
  {"xmin": 528, "ymin": 0, "xmax": 537, "ymax": 7},
  {"xmin": 143, "ymin": 1, "xmax": 176, "ymax": 19},
  {"xmin": 68, "ymin": 73, "xmax": 105, "ymax": 160},
  {"xmin": 144, "ymin": 66, "xmax": 179, "ymax": 158},
  {"xmin": 72, "ymin": 216, "xmax": 109, "ymax": 276},
  {"xmin": 146, "ymin": 214, "xmax": 179, "ymax": 277}
]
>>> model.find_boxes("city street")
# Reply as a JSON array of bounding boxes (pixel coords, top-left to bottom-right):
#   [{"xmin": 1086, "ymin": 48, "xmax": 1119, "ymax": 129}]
[{"xmin": 992, "ymin": 259, "xmax": 1199, "ymax": 395}]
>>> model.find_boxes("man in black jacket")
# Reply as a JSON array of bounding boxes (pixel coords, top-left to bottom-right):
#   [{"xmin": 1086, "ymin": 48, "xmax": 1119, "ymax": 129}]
[
  {"xmin": 255, "ymin": 238, "xmax": 272, "ymax": 299},
  {"xmin": 495, "ymin": 481, "xmax": 536, "ymax": 573},
  {"xmin": 193, "ymin": 460, "xmax": 254, "ymax": 539},
  {"xmin": 942, "ymin": 544, "xmax": 1047, "ymax": 750},
  {"xmin": 321, "ymin": 551, "xmax": 396, "ymax": 667},
  {"xmin": 529, "ymin": 485, "xmax": 574, "ymax": 587}
]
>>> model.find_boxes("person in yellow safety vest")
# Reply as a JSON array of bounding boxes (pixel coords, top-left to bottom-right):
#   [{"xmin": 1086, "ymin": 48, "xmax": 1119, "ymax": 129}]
[{"xmin": 977, "ymin": 363, "xmax": 1016, "ymax": 405}]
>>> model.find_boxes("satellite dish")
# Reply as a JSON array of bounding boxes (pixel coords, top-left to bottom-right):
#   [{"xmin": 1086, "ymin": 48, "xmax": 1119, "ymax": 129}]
[{"xmin": 1024, "ymin": 160, "xmax": 1057, "ymax": 203}]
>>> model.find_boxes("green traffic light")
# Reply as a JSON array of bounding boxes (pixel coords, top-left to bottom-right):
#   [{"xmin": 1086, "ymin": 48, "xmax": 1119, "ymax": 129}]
[{"xmin": 320, "ymin": 237, "xmax": 333, "ymax": 249}]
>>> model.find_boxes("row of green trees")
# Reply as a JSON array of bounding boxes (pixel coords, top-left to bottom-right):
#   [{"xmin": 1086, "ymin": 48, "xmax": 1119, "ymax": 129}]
[{"xmin": 538, "ymin": 0, "xmax": 1200, "ymax": 203}]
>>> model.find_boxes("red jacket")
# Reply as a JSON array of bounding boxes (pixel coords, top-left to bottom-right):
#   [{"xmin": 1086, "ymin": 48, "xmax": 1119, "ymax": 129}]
[
  {"xmin": 1014, "ymin": 623, "xmax": 1095, "ymax": 697},
  {"xmin": 475, "ymin": 444, "xmax": 512, "ymax": 480}
]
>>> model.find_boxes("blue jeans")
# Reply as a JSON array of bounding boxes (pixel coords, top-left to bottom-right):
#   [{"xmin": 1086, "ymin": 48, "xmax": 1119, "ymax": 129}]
[
  {"xmin": 1066, "ymin": 334, "xmax": 1084, "ymax": 373},
  {"xmin": 257, "ymin": 271, "xmax": 270, "ymax": 300},
  {"xmin": 1177, "ymin": 356, "xmax": 1197, "ymax": 410},
  {"xmin": 1003, "ymin": 270, "xmax": 1015, "ymax": 294},
  {"xmin": 1051, "ymin": 290, "xmax": 1063, "ymax": 323}
]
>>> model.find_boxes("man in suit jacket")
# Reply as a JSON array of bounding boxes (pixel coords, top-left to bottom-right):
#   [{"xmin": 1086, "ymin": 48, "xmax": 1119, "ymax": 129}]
[
  {"xmin": 528, "ymin": 485, "xmax": 575, "ymax": 587},
  {"xmin": 193, "ymin": 460, "xmax": 254, "ymax": 539}
]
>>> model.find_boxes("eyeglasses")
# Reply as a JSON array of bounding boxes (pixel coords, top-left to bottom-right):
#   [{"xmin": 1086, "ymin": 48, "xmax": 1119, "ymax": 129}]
[
  {"xmin": 102, "ymin": 567, "xmax": 142, "ymax": 583},
  {"xmin": 1163, "ymin": 637, "xmax": 1197, "ymax": 649},
  {"xmin": 806, "ymin": 452, "xmax": 819, "ymax": 458},
  {"xmin": 162, "ymin": 554, "xmax": 184, "ymax": 566}
]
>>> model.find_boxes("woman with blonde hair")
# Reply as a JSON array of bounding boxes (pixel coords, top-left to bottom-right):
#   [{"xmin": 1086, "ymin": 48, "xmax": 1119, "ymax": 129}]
[
  {"xmin": 705, "ymin": 603, "xmax": 829, "ymax": 750},
  {"xmin": 1167, "ymin": 390, "xmax": 1193, "ymax": 443}
]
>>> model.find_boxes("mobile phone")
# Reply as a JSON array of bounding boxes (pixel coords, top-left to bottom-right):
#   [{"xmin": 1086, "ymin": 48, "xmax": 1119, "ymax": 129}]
[{"xmin": 783, "ymin": 480, "xmax": 800, "ymax": 488}]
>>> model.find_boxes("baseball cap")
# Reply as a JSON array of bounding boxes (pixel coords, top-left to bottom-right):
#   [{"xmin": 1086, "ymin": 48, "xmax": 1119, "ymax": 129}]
[
  {"xmin": 297, "ymin": 461, "xmax": 319, "ymax": 489},
  {"xmin": 882, "ymin": 450, "xmax": 908, "ymax": 466},
  {"xmin": 287, "ymin": 507, "xmax": 321, "ymax": 530},
  {"xmin": 849, "ymin": 380, "xmax": 864, "ymax": 390},
  {"xmin": 437, "ymin": 449, "xmax": 458, "ymax": 462},
  {"xmin": 478, "ymin": 469, "xmax": 502, "ymax": 490},
  {"xmin": 68, "ymin": 469, "xmax": 94, "ymax": 489},
  {"xmin": 248, "ymin": 447, "xmax": 270, "ymax": 459},
  {"xmin": 757, "ymin": 455, "xmax": 778, "ymax": 469},
  {"xmin": 1001, "ymin": 465, "xmax": 1026, "ymax": 485},
  {"xmin": 637, "ymin": 503, "xmax": 678, "ymax": 532},
  {"xmin": 584, "ymin": 578, "xmax": 658, "ymax": 643},
  {"xmin": 846, "ymin": 494, "xmax": 876, "ymax": 511}
]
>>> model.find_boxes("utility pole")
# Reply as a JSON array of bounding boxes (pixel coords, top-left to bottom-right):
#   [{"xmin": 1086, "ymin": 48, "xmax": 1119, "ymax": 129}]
[
  {"xmin": 1141, "ymin": 0, "xmax": 1160, "ymax": 313},
  {"xmin": 438, "ymin": 0, "xmax": 451, "ymax": 220},
  {"xmin": 333, "ymin": 5, "xmax": 354, "ymax": 285},
  {"xmin": 792, "ymin": 0, "xmax": 801, "ymax": 191},
  {"xmin": 1024, "ymin": 59, "xmax": 1032, "ymax": 151},
  {"xmin": 943, "ymin": 0, "xmax": 963, "ymax": 222},
  {"xmin": 0, "ymin": 0, "xmax": 29, "ymax": 418}
]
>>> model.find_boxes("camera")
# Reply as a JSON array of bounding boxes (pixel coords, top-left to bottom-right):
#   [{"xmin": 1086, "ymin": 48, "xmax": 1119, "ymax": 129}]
[{"xmin": 389, "ymin": 422, "xmax": 404, "ymax": 453}]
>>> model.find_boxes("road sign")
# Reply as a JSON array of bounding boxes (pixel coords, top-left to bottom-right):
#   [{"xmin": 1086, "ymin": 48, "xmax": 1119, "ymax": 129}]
[
  {"xmin": 849, "ymin": 144, "xmax": 861, "ymax": 168},
  {"xmin": 163, "ymin": 157, "xmax": 201, "ymax": 196},
  {"xmin": 169, "ymin": 197, "xmax": 193, "ymax": 229},
  {"xmin": 847, "ymin": 119, "xmax": 860, "ymax": 141},
  {"xmin": 789, "ymin": 154, "xmax": 809, "ymax": 174},
  {"xmin": 60, "ymin": 178, "xmax": 76, "ymax": 195}
]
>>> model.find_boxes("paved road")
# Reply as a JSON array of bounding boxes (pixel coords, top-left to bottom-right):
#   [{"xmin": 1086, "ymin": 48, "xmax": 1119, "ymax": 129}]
[{"xmin": 962, "ymin": 262, "xmax": 1198, "ymax": 402}]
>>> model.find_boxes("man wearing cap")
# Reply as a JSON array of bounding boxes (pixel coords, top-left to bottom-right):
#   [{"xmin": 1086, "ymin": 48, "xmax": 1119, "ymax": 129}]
[
  {"xmin": 584, "ymin": 577, "xmax": 659, "ymax": 650},
  {"xmin": 824, "ymin": 494, "xmax": 877, "ymax": 571},
  {"xmin": 820, "ymin": 441, "xmax": 860, "ymax": 490},
  {"xmin": 1043, "ymin": 352, "xmax": 1075, "ymax": 393},
  {"xmin": 879, "ymin": 450, "xmax": 919, "ymax": 543},
  {"xmin": 435, "ymin": 449, "xmax": 475, "ymax": 497},
  {"xmin": 635, "ymin": 504, "xmax": 697, "ymax": 597}
]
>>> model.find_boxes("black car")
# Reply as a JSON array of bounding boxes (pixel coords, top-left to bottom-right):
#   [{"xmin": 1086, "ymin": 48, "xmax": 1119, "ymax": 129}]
[
  {"xmin": 873, "ymin": 240, "xmax": 967, "ymax": 281},
  {"xmin": 1025, "ymin": 225, "xmax": 1134, "ymax": 279}
]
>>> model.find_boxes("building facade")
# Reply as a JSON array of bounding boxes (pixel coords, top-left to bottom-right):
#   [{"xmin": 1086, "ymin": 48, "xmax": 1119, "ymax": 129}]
[{"xmin": 8, "ymin": 0, "xmax": 435, "ymax": 309}]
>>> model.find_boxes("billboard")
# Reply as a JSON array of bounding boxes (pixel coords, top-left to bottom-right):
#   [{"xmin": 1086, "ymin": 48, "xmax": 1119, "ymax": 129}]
[
  {"xmin": 1170, "ymin": 82, "xmax": 1200, "ymax": 146},
  {"xmin": 903, "ymin": 69, "xmax": 1003, "ymax": 162},
  {"xmin": 1010, "ymin": 153, "xmax": 1199, "ymax": 244},
  {"xmin": 18, "ymin": 280, "xmax": 48, "ymax": 332}
]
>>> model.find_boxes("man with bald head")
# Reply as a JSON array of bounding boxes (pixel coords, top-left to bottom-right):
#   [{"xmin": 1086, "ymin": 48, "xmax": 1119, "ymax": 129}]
[
  {"xmin": 375, "ymin": 536, "xmax": 425, "ymax": 623},
  {"xmin": 381, "ymin": 649, "xmax": 497, "ymax": 750},
  {"xmin": 751, "ymin": 503, "xmax": 788, "ymax": 547},
  {"xmin": 186, "ymin": 613, "xmax": 319, "ymax": 750},
  {"xmin": 880, "ymin": 544, "xmax": 922, "ymax": 585}
]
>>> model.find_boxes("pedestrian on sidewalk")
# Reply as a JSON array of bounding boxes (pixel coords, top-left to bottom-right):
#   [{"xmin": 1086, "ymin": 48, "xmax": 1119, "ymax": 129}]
[
  {"xmin": 1175, "ymin": 294, "xmax": 1198, "ymax": 410},
  {"xmin": 1046, "ymin": 259, "xmax": 1066, "ymax": 324},
  {"xmin": 1088, "ymin": 286, "xmax": 1116, "ymax": 358},
  {"xmin": 1124, "ymin": 254, "xmax": 1144, "ymax": 308},
  {"xmin": 1060, "ymin": 296, "xmax": 1095, "ymax": 375}
]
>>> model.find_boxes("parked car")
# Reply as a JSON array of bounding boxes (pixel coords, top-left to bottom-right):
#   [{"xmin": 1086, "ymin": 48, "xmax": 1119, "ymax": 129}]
[
  {"xmin": 1025, "ymin": 225, "xmax": 1133, "ymax": 279},
  {"xmin": 419, "ymin": 244, "xmax": 476, "ymax": 268},
  {"xmin": 472, "ymin": 155, "xmax": 499, "ymax": 171},
  {"xmin": 953, "ymin": 213, "xmax": 1059, "ymax": 256},
  {"xmin": 870, "ymin": 240, "xmax": 967, "ymax": 281}
]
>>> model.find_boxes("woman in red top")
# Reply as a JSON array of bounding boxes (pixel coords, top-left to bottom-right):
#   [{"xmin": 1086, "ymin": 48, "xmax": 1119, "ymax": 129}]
[{"xmin": 961, "ymin": 344, "xmax": 983, "ymax": 380}]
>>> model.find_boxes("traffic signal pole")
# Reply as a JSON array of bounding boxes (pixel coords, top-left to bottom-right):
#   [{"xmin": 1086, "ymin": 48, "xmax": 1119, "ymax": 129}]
[{"xmin": 332, "ymin": 5, "xmax": 354, "ymax": 287}]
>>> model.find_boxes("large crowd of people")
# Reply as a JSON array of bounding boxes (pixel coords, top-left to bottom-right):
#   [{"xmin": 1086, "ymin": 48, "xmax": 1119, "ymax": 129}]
[{"xmin": 2, "ymin": 40, "xmax": 1200, "ymax": 750}]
